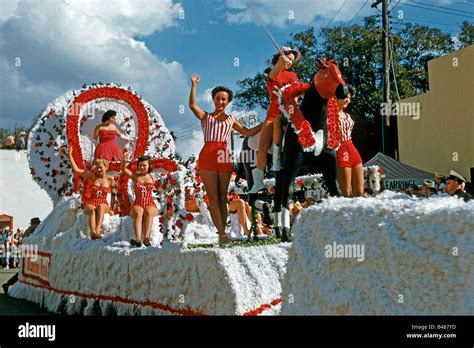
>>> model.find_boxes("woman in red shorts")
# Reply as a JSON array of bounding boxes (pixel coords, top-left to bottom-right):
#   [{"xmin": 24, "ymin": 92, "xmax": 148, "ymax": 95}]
[
  {"xmin": 250, "ymin": 47, "xmax": 301, "ymax": 193},
  {"xmin": 67, "ymin": 146, "xmax": 115, "ymax": 239},
  {"xmin": 335, "ymin": 84, "xmax": 364, "ymax": 197},
  {"xmin": 189, "ymin": 74, "xmax": 262, "ymax": 245},
  {"xmin": 121, "ymin": 152, "xmax": 158, "ymax": 247}
]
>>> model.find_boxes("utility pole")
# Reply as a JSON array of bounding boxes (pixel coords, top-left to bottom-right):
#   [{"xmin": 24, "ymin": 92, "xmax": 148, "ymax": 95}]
[{"xmin": 372, "ymin": 0, "xmax": 391, "ymax": 156}]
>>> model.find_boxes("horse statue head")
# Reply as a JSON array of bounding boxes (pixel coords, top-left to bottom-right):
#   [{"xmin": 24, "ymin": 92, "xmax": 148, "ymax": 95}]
[{"xmin": 314, "ymin": 59, "xmax": 345, "ymax": 99}]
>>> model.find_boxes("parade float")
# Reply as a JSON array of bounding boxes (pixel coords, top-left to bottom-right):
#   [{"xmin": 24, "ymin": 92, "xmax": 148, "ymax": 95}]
[
  {"xmin": 281, "ymin": 191, "xmax": 474, "ymax": 315},
  {"xmin": 8, "ymin": 84, "xmax": 289, "ymax": 315},
  {"xmin": 8, "ymin": 84, "xmax": 473, "ymax": 316}
]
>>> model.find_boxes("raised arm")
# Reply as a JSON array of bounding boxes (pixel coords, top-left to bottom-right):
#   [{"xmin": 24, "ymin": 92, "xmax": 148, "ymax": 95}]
[
  {"xmin": 67, "ymin": 146, "xmax": 95, "ymax": 180},
  {"xmin": 268, "ymin": 54, "xmax": 291, "ymax": 80},
  {"xmin": 121, "ymin": 150, "xmax": 137, "ymax": 180},
  {"xmin": 232, "ymin": 120, "xmax": 263, "ymax": 137},
  {"xmin": 188, "ymin": 74, "xmax": 206, "ymax": 120}
]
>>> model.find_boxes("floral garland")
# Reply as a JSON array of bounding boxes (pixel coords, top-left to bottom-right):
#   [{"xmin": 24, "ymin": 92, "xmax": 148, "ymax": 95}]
[
  {"xmin": 28, "ymin": 83, "xmax": 176, "ymax": 205},
  {"xmin": 278, "ymin": 82, "xmax": 343, "ymax": 153},
  {"xmin": 277, "ymin": 82, "xmax": 316, "ymax": 152},
  {"xmin": 66, "ymin": 86, "xmax": 150, "ymax": 191},
  {"xmin": 326, "ymin": 97, "xmax": 342, "ymax": 151}
]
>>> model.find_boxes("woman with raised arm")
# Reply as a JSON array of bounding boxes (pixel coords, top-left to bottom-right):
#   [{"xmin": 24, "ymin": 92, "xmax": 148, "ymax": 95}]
[
  {"xmin": 93, "ymin": 110, "xmax": 135, "ymax": 161},
  {"xmin": 67, "ymin": 146, "xmax": 115, "ymax": 239},
  {"xmin": 249, "ymin": 47, "xmax": 301, "ymax": 193},
  {"xmin": 121, "ymin": 151, "xmax": 158, "ymax": 247},
  {"xmin": 189, "ymin": 74, "xmax": 262, "ymax": 246}
]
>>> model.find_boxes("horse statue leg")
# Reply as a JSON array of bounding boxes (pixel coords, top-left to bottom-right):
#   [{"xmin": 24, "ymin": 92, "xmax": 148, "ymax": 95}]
[
  {"xmin": 274, "ymin": 130, "xmax": 303, "ymax": 242},
  {"xmin": 318, "ymin": 148, "xmax": 341, "ymax": 197}
]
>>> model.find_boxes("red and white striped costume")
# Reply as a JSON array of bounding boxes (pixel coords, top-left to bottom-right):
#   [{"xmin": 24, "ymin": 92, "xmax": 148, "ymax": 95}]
[
  {"xmin": 339, "ymin": 112, "xmax": 355, "ymax": 141},
  {"xmin": 133, "ymin": 178, "xmax": 156, "ymax": 209},
  {"xmin": 198, "ymin": 113, "xmax": 234, "ymax": 172},
  {"xmin": 201, "ymin": 113, "xmax": 234, "ymax": 142},
  {"xmin": 83, "ymin": 185, "xmax": 111, "ymax": 208},
  {"xmin": 336, "ymin": 112, "xmax": 362, "ymax": 168}
]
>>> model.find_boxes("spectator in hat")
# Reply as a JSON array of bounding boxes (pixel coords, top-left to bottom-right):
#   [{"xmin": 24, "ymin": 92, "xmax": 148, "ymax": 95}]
[
  {"xmin": 23, "ymin": 217, "xmax": 41, "ymax": 239},
  {"xmin": 2, "ymin": 217, "xmax": 42, "ymax": 294},
  {"xmin": 444, "ymin": 170, "xmax": 470, "ymax": 201},
  {"xmin": 419, "ymin": 180, "xmax": 437, "ymax": 197},
  {"xmin": 18, "ymin": 131, "xmax": 27, "ymax": 150}
]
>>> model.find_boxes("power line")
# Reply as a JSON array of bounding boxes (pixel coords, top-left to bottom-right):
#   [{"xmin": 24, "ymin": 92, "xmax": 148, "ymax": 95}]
[
  {"xmin": 456, "ymin": 1, "xmax": 474, "ymax": 7},
  {"xmin": 399, "ymin": 3, "xmax": 474, "ymax": 18},
  {"xmin": 348, "ymin": 0, "xmax": 369, "ymax": 25},
  {"xmin": 396, "ymin": 18, "xmax": 460, "ymax": 33},
  {"xmin": 400, "ymin": 18, "xmax": 460, "ymax": 28},
  {"xmin": 326, "ymin": 0, "xmax": 348, "ymax": 27},
  {"xmin": 407, "ymin": 1, "xmax": 474, "ymax": 15}
]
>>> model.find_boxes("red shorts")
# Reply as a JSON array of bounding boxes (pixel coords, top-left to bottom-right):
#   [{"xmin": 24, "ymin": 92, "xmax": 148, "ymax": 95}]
[
  {"xmin": 198, "ymin": 142, "xmax": 233, "ymax": 172},
  {"xmin": 264, "ymin": 104, "xmax": 280, "ymax": 122},
  {"xmin": 337, "ymin": 140, "xmax": 362, "ymax": 168}
]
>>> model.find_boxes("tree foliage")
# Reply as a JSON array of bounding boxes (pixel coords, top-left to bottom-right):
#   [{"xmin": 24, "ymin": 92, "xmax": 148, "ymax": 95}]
[{"xmin": 235, "ymin": 16, "xmax": 464, "ymax": 160}]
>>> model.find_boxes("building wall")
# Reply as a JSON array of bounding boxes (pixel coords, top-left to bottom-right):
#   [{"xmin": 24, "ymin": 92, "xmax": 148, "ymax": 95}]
[{"xmin": 397, "ymin": 45, "xmax": 473, "ymax": 181}]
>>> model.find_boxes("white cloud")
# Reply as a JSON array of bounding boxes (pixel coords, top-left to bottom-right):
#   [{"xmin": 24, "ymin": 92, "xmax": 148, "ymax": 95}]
[
  {"xmin": 0, "ymin": 0, "xmax": 204, "ymax": 159},
  {"xmin": 225, "ymin": 0, "xmax": 370, "ymax": 27},
  {"xmin": 225, "ymin": 0, "xmax": 461, "ymax": 27}
]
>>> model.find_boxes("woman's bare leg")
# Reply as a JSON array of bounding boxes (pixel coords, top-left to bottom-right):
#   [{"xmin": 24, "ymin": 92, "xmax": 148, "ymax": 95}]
[
  {"xmin": 352, "ymin": 164, "xmax": 365, "ymax": 197},
  {"xmin": 256, "ymin": 121, "xmax": 273, "ymax": 170},
  {"xmin": 95, "ymin": 204, "xmax": 108, "ymax": 236},
  {"xmin": 143, "ymin": 206, "xmax": 159, "ymax": 240},
  {"xmin": 217, "ymin": 171, "xmax": 232, "ymax": 229},
  {"xmin": 130, "ymin": 206, "xmax": 144, "ymax": 241},
  {"xmin": 229, "ymin": 199, "xmax": 250, "ymax": 236},
  {"xmin": 337, "ymin": 167, "xmax": 353, "ymax": 197},
  {"xmin": 273, "ymin": 115, "xmax": 283, "ymax": 146},
  {"xmin": 199, "ymin": 170, "xmax": 225, "ymax": 237},
  {"xmin": 84, "ymin": 205, "xmax": 96, "ymax": 237}
]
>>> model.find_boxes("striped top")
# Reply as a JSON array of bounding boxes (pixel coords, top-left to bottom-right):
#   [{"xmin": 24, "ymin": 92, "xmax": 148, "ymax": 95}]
[
  {"xmin": 84, "ymin": 185, "xmax": 111, "ymax": 207},
  {"xmin": 133, "ymin": 178, "xmax": 156, "ymax": 208},
  {"xmin": 339, "ymin": 112, "xmax": 355, "ymax": 142},
  {"xmin": 201, "ymin": 113, "xmax": 234, "ymax": 143}
]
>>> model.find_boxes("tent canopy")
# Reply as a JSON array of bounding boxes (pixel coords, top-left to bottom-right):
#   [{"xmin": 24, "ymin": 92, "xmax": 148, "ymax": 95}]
[{"xmin": 364, "ymin": 152, "xmax": 434, "ymax": 190}]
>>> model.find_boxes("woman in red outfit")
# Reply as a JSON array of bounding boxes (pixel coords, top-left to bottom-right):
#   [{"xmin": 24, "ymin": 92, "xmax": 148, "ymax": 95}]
[
  {"xmin": 335, "ymin": 84, "xmax": 364, "ymax": 197},
  {"xmin": 67, "ymin": 146, "xmax": 115, "ymax": 239},
  {"xmin": 189, "ymin": 74, "xmax": 262, "ymax": 245},
  {"xmin": 121, "ymin": 152, "xmax": 158, "ymax": 247},
  {"xmin": 250, "ymin": 47, "xmax": 301, "ymax": 193},
  {"xmin": 94, "ymin": 110, "xmax": 135, "ymax": 161}
]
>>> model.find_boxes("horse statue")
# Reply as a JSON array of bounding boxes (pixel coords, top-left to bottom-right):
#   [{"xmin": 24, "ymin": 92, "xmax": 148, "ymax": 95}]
[{"xmin": 270, "ymin": 59, "xmax": 345, "ymax": 241}]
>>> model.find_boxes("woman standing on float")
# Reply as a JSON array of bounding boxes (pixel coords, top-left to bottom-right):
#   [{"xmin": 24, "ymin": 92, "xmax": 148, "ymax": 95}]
[
  {"xmin": 334, "ymin": 84, "xmax": 364, "ymax": 197},
  {"xmin": 249, "ymin": 47, "xmax": 301, "ymax": 193},
  {"xmin": 93, "ymin": 110, "xmax": 135, "ymax": 162},
  {"xmin": 189, "ymin": 74, "xmax": 262, "ymax": 245}
]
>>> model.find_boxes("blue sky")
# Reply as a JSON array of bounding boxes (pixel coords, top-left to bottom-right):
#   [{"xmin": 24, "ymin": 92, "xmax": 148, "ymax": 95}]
[{"xmin": 0, "ymin": 0, "xmax": 472, "ymax": 158}]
